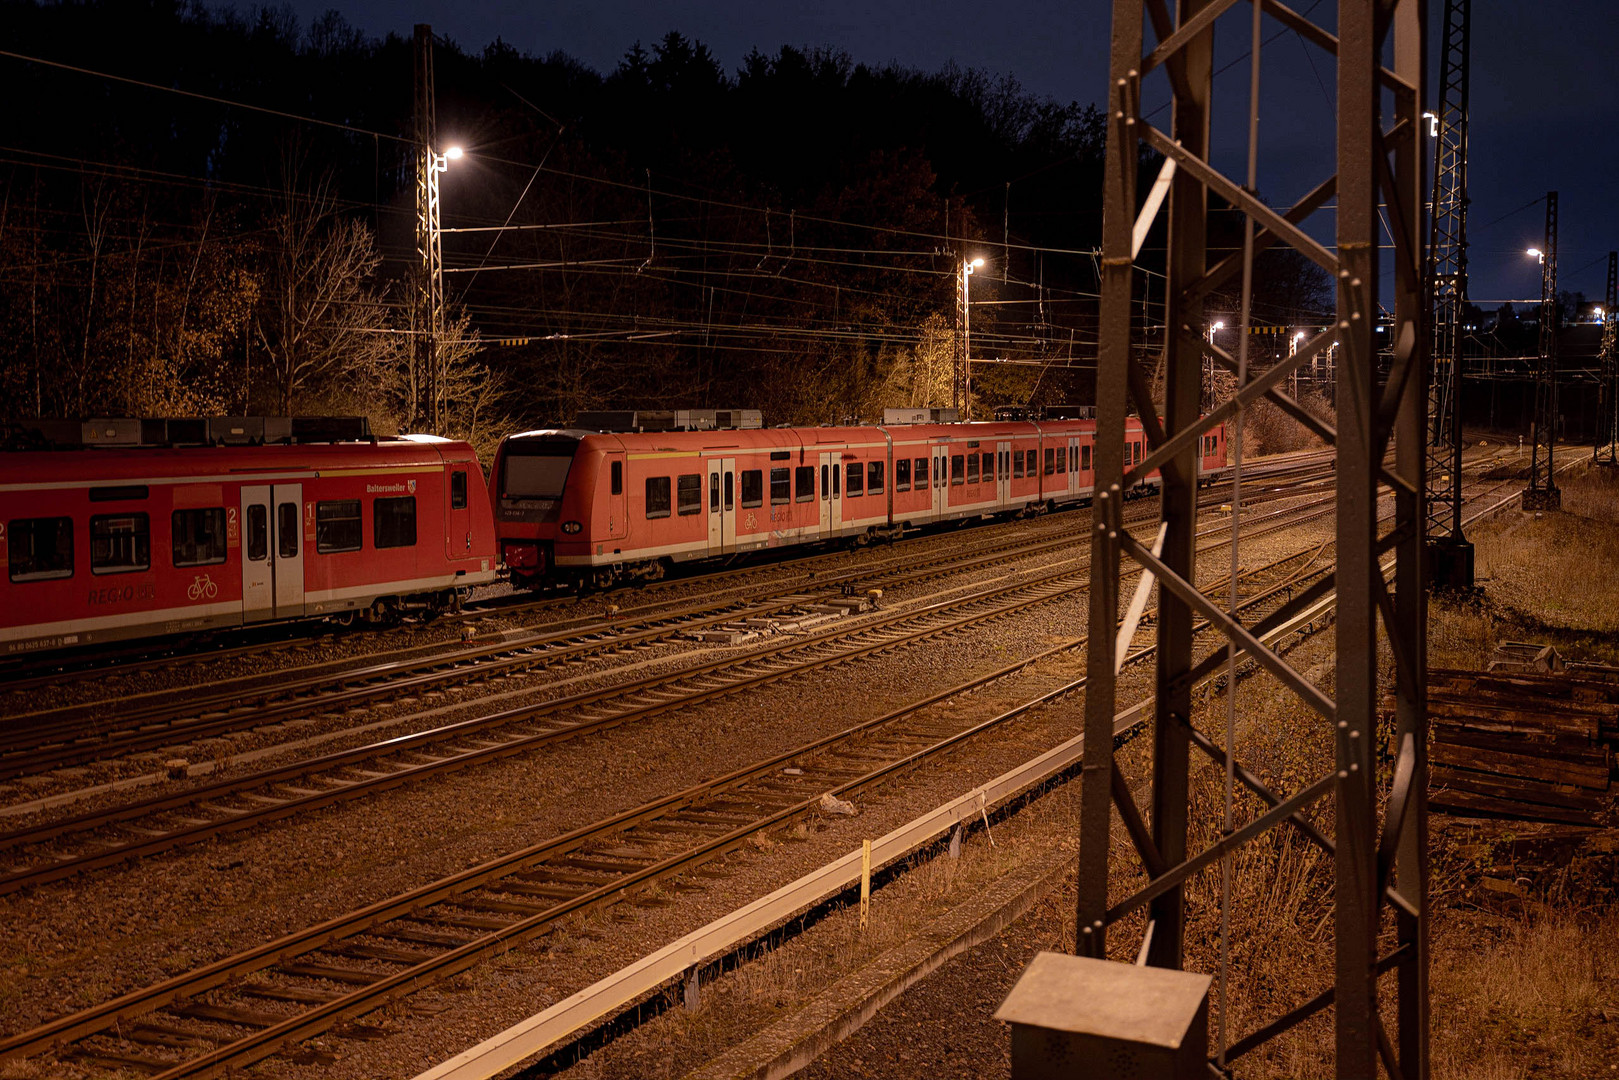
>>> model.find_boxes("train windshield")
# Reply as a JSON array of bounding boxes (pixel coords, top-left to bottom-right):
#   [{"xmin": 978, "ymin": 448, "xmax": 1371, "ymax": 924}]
[{"xmin": 501, "ymin": 439, "xmax": 577, "ymax": 502}]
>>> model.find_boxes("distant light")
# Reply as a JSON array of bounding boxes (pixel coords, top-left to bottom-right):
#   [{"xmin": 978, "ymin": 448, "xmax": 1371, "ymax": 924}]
[
  {"xmin": 1526, "ymin": 247, "xmax": 1542, "ymax": 260},
  {"xmin": 1213, "ymin": 321, "xmax": 1224, "ymax": 331},
  {"xmin": 1597, "ymin": 307, "xmax": 1605, "ymax": 318},
  {"xmin": 1293, "ymin": 331, "xmax": 1306, "ymax": 341},
  {"xmin": 445, "ymin": 146, "xmax": 464, "ymax": 160},
  {"xmin": 970, "ymin": 257, "xmax": 985, "ymax": 268},
  {"xmin": 1422, "ymin": 111, "xmax": 1439, "ymax": 137}
]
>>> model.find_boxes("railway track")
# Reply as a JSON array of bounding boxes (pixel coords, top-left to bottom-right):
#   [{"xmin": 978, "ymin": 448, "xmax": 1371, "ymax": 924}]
[
  {"xmin": 0, "ymin": 452, "xmax": 1341, "ymax": 694},
  {"xmin": 0, "ymin": 453, "xmax": 1533, "ymax": 1076},
  {"xmin": 0, "ymin": 484, "xmax": 1345, "ymax": 895},
  {"xmin": 0, "ymin": 534, "xmax": 1337, "ymax": 1078},
  {"xmin": 0, "ymin": 459, "xmax": 1341, "ymax": 782}
]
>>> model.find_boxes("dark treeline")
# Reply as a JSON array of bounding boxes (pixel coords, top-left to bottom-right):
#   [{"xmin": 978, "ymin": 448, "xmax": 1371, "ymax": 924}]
[{"xmin": 0, "ymin": 0, "xmax": 1332, "ymax": 446}]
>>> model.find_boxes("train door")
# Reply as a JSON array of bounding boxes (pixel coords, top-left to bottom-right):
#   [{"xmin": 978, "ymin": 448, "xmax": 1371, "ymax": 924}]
[
  {"xmin": 239, "ymin": 484, "xmax": 305, "ymax": 622},
  {"xmin": 932, "ymin": 444, "xmax": 949, "ymax": 520},
  {"xmin": 708, "ymin": 456, "xmax": 737, "ymax": 554},
  {"xmin": 1068, "ymin": 438, "xmax": 1079, "ymax": 497},
  {"xmin": 819, "ymin": 451, "xmax": 842, "ymax": 539},
  {"xmin": 446, "ymin": 463, "xmax": 473, "ymax": 559},
  {"xmin": 997, "ymin": 441, "xmax": 1011, "ymax": 507},
  {"xmin": 604, "ymin": 453, "xmax": 628, "ymax": 540}
]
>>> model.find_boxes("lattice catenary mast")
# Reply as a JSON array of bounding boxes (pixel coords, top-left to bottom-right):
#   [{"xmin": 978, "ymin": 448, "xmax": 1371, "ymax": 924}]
[
  {"xmin": 1596, "ymin": 252, "xmax": 1618, "ymax": 467},
  {"xmin": 1068, "ymin": 1, "xmax": 1429, "ymax": 1076},
  {"xmin": 1425, "ymin": 0, "xmax": 1473, "ymax": 588},
  {"xmin": 1522, "ymin": 192, "xmax": 1559, "ymax": 509},
  {"xmin": 413, "ymin": 24, "xmax": 445, "ymax": 433}
]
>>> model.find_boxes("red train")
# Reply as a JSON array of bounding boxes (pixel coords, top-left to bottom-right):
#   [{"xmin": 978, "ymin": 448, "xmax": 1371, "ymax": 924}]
[
  {"xmin": 491, "ymin": 411, "xmax": 1229, "ymax": 590},
  {"xmin": 1, "ymin": 420, "xmax": 498, "ymax": 657}
]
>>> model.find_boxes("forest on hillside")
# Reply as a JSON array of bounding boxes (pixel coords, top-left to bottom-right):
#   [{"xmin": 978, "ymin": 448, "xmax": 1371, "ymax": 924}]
[{"xmin": 0, "ymin": 0, "xmax": 1338, "ymax": 449}]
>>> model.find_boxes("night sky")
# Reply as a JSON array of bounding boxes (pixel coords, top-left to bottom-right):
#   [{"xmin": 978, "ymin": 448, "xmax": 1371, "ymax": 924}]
[{"xmin": 279, "ymin": 0, "xmax": 1618, "ymax": 311}]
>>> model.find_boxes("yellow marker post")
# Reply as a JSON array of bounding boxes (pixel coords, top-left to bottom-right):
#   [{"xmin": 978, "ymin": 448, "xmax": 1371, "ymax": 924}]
[{"xmin": 859, "ymin": 839, "xmax": 872, "ymax": 930}]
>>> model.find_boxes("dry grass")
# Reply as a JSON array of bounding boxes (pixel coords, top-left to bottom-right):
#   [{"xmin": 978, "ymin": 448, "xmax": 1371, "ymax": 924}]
[
  {"xmin": 1431, "ymin": 908, "xmax": 1619, "ymax": 1078},
  {"xmin": 1558, "ymin": 459, "xmax": 1619, "ymax": 523}
]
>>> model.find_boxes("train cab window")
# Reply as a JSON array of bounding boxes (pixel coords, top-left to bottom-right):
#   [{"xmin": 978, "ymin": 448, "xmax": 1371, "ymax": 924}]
[
  {"xmin": 677, "ymin": 474, "xmax": 702, "ymax": 515},
  {"xmin": 845, "ymin": 462, "xmax": 863, "ymax": 496},
  {"xmin": 1082, "ymin": 444, "xmax": 1092, "ymax": 471},
  {"xmin": 278, "ymin": 502, "xmax": 300, "ymax": 557},
  {"xmin": 374, "ymin": 497, "xmax": 417, "ymax": 549},
  {"xmin": 983, "ymin": 452, "xmax": 995, "ymax": 480},
  {"xmin": 895, "ymin": 458, "xmax": 911, "ymax": 492},
  {"xmin": 795, "ymin": 466, "xmax": 815, "ymax": 502},
  {"xmin": 710, "ymin": 472, "xmax": 720, "ymax": 513},
  {"xmin": 610, "ymin": 461, "xmax": 624, "ymax": 496},
  {"xmin": 451, "ymin": 470, "xmax": 469, "ymax": 510},
  {"xmin": 770, "ymin": 467, "xmax": 791, "ymax": 505},
  {"xmin": 914, "ymin": 458, "xmax": 928, "ymax": 488},
  {"xmin": 7, "ymin": 516, "xmax": 73, "ymax": 582},
  {"xmin": 740, "ymin": 470, "xmax": 763, "ymax": 508},
  {"xmin": 821, "ymin": 464, "xmax": 830, "ymax": 500},
  {"xmin": 1056, "ymin": 447, "xmax": 1066, "ymax": 474},
  {"xmin": 950, "ymin": 455, "xmax": 965, "ymax": 486},
  {"xmin": 1025, "ymin": 450, "xmax": 1037, "ymax": 476},
  {"xmin": 1013, "ymin": 451, "xmax": 1024, "ymax": 478},
  {"xmin": 967, "ymin": 454, "xmax": 979, "ymax": 484},
  {"xmin": 867, "ymin": 461, "xmax": 884, "ymax": 495},
  {"xmin": 90, "ymin": 513, "xmax": 150, "ymax": 575},
  {"xmin": 645, "ymin": 477, "xmax": 672, "ymax": 519},
  {"xmin": 316, "ymin": 500, "xmax": 361, "ymax": 553},
  {"xmin": 246, "ymin": 506, "xmax": 266, "ymax": 560},
  {"xmin": 172, "ymin": 508, "xmax": 227, "ymax": 567}
]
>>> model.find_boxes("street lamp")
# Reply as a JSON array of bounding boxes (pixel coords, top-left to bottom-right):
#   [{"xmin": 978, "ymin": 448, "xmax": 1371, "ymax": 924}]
[
  {"xmin": 961, "ymin": 257, "xmax": 985, "ymax": 419},
  {"xmin": 1526, "ymin": 247, "xmax": 1543, "ymax": 263}
]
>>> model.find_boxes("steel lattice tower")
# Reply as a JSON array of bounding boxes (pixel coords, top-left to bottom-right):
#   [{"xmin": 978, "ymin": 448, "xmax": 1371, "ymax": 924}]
[
  {"xmin": 1523, "ymin": 192, "xmax": 1560, "ymax": 509},
  {"xmin": 1074, "ymin": 1, "xmax": 1428, "ymax": 1076},
  {"xmin": 413, "ymin": 24, "xmax": 445, "ymax": 433},
  {"xmin": 1596, "ymin": 252, "xmax": 1618, "ymax": 466},
  {"xmin": 1425, "ymin": 0, "xmax": 1473, "ymax": 587}
]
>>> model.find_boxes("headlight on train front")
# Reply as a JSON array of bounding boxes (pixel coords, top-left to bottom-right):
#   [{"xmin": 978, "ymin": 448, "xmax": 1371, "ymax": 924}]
[{"xmin": 561, "ymin": 521, "xmax": 582, "ymax": 534}]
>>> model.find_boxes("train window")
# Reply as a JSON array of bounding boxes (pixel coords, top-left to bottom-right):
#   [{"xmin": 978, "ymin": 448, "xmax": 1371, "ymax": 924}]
[
  {"xmin": 833, "ymin": 463, "xmax": 841, "ymax": 496},
  {"xmin": 247, "ymin": 505, "xmax": 267, "ymax": 561},
  {"xmin": 821, "ymin": 464, "xmax": 830, "ymax": 500},
  {"xmin": 740, "ymin": 470, "xmax": 763, "ymax": 508},
  {"xmin": 1056, "ymin": 447, "xmax": 1066, "ymax": 474},
  {"xmin": 678, "ymin": 474, "xmax": 702, "ymax": 516},
  {"xmin": 645, "ymin": 477, "xmax": 672, "ymax": 519},
  {"xmin": 7, "ymin": 516, "xmax": 73, "ymax": 582},
  {"xmin": 90, "ymin": 513, "xmax": 150, "ymax": 575},
  {"xmin": 610, "ymin": 461, "xmax": 624, "ymax": 496},
  {"xmin": 967, "ymin": 454, "xmax": 979, "ymax": 484},
  {"xmin": 1013, "ymin": 450, "xmax": 1024, "ymax": 478},
  {"xmin": 1082, "ymin": 444, "xmax": 1092, "ymax": 470},
  {"xmin": 172, "ymin": 508, "xmax": 227, "ymax": 567},
  {"xmin": 770, "ymin": 467, "xmax": 791, "ymax": 505},
  {"xmin": 451, "ymin": 470, "xmax": 468, "ymax": 510},
  {"xmin": 795, "ymin": 466, "xmax": 815, "ymax": 502},
  {"xmin": 724, "ymin": 471, "xmax": 734, "ymax": 510},
  {"xmin": 374, "ymin": 498, "xmax": 416, "ymax": 549},
  {"xmin": 1040, "ymin": 448, "xmax": 1052, "ymax": 475},
  {"xmin": 1134, "ymin": 442, "xmax": 1143, "ymax": 465},
  {"xmin": 89, "ymin": 485, "xmax": 148, "ymax": 502},
  {"xmin": 914, "ymin": 458, "xmax": 928, "ymax": 488},
  {"xmin": 316, "ymin": 500, "xmax": 361, "ymax": 553},
  {"xmin": 1025, "ymin": 449, "xmax": 1037, "ymax": 475},
  {"xmin": 868, "ymin": 461, "xmax": 884, "ymax": 495},
  {"xmin": 1070, "ymin": 446, "xmax": 1078, "ymax": 471},
  {"xmin": 983, "ymin": 452, "xmax": 995, "ymax": 480},
  {"xmin": 278, "ymin": 503, "xmax": 300, "ymax": 557},
  {"xmin": 845, "ymin": 462, "xmax": 863, "ymax": 496},
  {"xmin": 710, "ymin": 472, "xmax": 720, "ymax": 513},
  {"xmin": 895, "ymin": 458, "xmax": 911, "ymax": 492},
  {"xmin": 950, "ymin": 455, "xmax": 965, "ymax": 486}
]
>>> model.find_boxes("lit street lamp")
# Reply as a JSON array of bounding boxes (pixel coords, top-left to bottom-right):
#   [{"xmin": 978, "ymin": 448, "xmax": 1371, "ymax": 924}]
[
  {"xmin": 960, "ymin": 257, "xmax": 985, "ymax": 418},
  {"xmin": 419, "ymin": 142, "xmax": 462, "ymax": 432}
]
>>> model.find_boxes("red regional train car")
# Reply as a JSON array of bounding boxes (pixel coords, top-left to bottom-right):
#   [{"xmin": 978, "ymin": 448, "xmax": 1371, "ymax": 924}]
[
  {"xmin": 491, "ymin": 411, "xmax": 1228, "ymax": 589},
  {"xmin": 1, "ymin": 423, "xmax": 499, "ymax": 656}
]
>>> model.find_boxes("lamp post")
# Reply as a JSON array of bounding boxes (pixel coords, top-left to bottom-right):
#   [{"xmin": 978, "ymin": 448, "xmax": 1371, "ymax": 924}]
[
  {"xmin": 960, "ymin": 257, "xmax": 985, "ymax": 419},
  {"xmin": 1522, "ymin": 190, "xmax": 1561, "ymax": 510}
]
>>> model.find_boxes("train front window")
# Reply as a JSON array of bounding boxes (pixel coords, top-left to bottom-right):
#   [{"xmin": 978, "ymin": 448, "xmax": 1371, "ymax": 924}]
[
  {"xmin": 7, "ymin": 516, "xmax": 73, "ymax": 582},
  {"xmin": 500, "ymin": 440, "xmax": 577, "ymax": 505},
  {"xmin": 173, "ymin": 508, "xmax": 227, "ymax": 567},
  {"xmin": 90, "ymin": 513, "xmax": 150, "ymax": 575}
]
